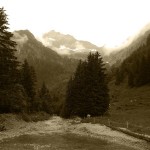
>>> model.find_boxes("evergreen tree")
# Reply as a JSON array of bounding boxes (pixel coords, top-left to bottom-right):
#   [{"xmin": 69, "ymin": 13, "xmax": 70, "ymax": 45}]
[
  {"xmin": 0, "ymin": 7, "xmax": 19, "ymax": 89},
  {"xmin": 21, "ymin": 59, "xmax": 37, "ymax": 111},
  {"xmin": 61, "ymin": 77, "xmax": 75, "ymax": 118},
  {"xmin": 62, "ymin": 52, "xmax": 110, "ymax": 118},
  {"xmin": 51, "ymin": 94, "xmax": 61, "ymax": 115},
  {"xmin": 0, "ymin": 8, "xmax": 28, "ymax": 113},
  {"xmin": 39, "ymin": 82, "xmax": 53, "ymax": 114},
  {"xmin": 85, "ymin": 52, "xmax": 109, "ymax": 116}
]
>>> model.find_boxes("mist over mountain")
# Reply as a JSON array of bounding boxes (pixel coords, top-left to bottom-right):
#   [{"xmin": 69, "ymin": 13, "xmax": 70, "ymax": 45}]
[
  {"xmin": 40, "ymin": 30, "xmax": 104, "ymax": 59},
  {"xmin": 36, "ymin": 24, "xmax": 150, "ymax": 67},
  {"xmin": 104, "ymin": 24, "xmax": 150, "ymax": 66}
]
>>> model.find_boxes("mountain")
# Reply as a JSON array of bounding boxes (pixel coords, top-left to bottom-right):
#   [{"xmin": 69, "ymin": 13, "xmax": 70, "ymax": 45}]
[
  {"xmin": 105, "ymin": 25, "xmax": 150, "ymax": 66},
  {"xmin": 13, "ymin": 30, "xmax": 78, "ymax": 94},
  {"xmin": 40, "ymin": 30, "xmax": 104, "ymax": 59}
]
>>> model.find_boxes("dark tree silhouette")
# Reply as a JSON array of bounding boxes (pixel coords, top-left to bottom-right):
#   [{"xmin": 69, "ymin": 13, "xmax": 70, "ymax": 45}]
[
  {"xmin": 62, "ymin": 52, "xmax": 110, "ymax": 118},
  {"xmin": 21, "ymin": 59, "xmax": 37, "ymax": 111},
  {"xmin": 0, "ymin": 8, "xmax": 28, "ymax": 113},
  {"xmin": 0, "ymin": 7, "xmax": 19, "ymax": 89}
]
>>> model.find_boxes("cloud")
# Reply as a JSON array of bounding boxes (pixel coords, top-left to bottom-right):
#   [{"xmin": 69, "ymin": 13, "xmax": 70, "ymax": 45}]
[
  {"xmin": 40, "ymin": 37, "xmax": 55, "ymax": 47},
  {"xmin": 75, "ymin": 41, "xmax": 85, "ymax": 50},
  {"xmin": 13, "ymin": 32, "xmax": 28, "ymax": 46},
  {"xmin": 12, "ymin": 32, "xmax": 28, "ymax": 54}
]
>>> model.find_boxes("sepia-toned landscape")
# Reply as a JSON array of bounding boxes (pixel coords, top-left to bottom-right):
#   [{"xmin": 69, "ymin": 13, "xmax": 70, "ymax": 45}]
[{"xmin": 0, "ymin": 0, "xmax": 150, "ymax": 149}]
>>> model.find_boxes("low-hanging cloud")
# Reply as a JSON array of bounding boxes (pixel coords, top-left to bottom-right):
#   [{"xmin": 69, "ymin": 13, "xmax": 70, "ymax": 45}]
[{"xmin": 13, "ymin": 32, "xmax": 28, "ymax": 46}]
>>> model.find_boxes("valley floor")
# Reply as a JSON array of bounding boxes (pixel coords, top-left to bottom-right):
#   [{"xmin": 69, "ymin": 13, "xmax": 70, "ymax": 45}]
[{"xmin": 0, "ymin": 115, "xmax": 149, "ymax": 150}]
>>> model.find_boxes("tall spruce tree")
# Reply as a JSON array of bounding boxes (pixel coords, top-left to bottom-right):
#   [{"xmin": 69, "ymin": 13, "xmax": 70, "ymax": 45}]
[
  {"xmin": 62, "ymin": 52, "xmax": 110, "ymax": 118},
  {"xmin": 0, "ymin": 8, "xmax": 28, "ymax": 113},
  {"xmin": 85, "ymin": 52, "xmax": 109, "ymax": 116},
  {"xmin": 0, "ymin": 7, "xmax": 19, "ymax": 89},
  {"xmin": 21, "ymin": 59, "xmax": 37, "ymax": 111}
]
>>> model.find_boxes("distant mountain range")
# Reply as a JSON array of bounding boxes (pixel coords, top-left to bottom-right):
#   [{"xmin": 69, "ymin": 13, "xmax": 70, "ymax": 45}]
[
  {"xmin": 40, "ymin": 30, "xmax": 104, "ymax": 59},
  {"xmin": 40, "ymin": 26, "xmax": 150, "ymax": 66},
  {"xmin": 13, "ymin": 24, "xmax": 150, "ymax": 68}
]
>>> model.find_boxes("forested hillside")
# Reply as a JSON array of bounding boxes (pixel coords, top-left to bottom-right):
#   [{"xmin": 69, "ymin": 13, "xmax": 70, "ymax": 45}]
[
  {"xmin": 115, "ymin": 34, "xmax": 150, "ymax": 87},
  {"xmin": 104, "ymin": 27, "xmax": 150, "ymax": 66}
]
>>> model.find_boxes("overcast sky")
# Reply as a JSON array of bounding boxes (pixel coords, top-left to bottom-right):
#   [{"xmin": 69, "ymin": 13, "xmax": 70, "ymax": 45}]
[{"xmin": 1, "ymin": 0, "xmax": 150, "ymax": 48}]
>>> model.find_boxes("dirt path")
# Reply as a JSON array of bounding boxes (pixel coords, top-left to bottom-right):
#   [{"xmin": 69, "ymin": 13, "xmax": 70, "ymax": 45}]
[{"xmin": 0, "ymin": 115, "xmax": 149, "ymax": 150}]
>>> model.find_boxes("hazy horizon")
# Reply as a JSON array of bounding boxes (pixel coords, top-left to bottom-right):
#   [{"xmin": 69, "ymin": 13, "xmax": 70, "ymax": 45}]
[{"xmin": 1, "ymin": 0, "xmax": 150, "ymax": 52}]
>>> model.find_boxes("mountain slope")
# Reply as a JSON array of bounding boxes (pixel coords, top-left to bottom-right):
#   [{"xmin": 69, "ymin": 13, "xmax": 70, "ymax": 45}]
[
  {"xmin": 110, "ymin": 27, "xmax": 150, "ymax": 87},
  {"xmin": 105, "ymin": 26, "xmax": 150, "ymax": 65},
  {"xmin": 13, "ymin": 30, "xmax": 78, "ymax": 92}
]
